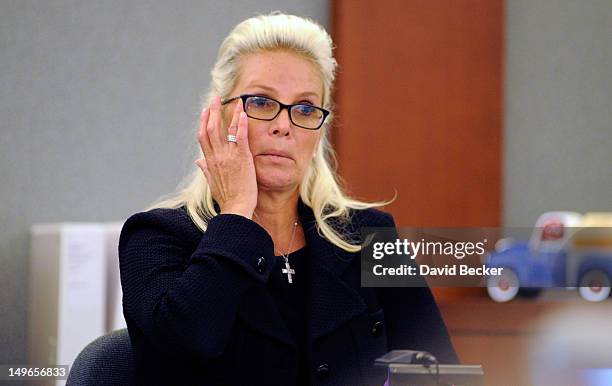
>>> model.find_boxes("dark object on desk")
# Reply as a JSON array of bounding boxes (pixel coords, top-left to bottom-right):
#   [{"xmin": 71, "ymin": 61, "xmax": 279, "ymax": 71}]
[
  {"xmin": 375, "ymin": 350, "xmax": 484, "ymax": 386},
  {"xmin": 375, "ymin": 349, "xmax": 438, "ymax": 367},
  {"xmin": 67, "ymin": 328, "xmax": 135, "ymax": 386}
]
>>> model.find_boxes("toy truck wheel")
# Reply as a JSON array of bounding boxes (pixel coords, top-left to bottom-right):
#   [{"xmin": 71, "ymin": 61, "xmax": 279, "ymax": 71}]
[
  {"xmin": 578, "ymin": 270, "xmax": 611, "ymax": 302},
  {"xmin": 487, "ymin": 268, "xmax": 519, "ymax": 302}
]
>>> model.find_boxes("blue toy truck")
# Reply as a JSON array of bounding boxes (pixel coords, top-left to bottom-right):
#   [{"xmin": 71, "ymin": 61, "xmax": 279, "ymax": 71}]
[{"xmin": 485, "ymin": 212, "xmax": 612, "ymax": 302}]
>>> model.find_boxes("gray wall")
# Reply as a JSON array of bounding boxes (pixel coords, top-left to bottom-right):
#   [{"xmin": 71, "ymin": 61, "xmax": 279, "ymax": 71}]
[
  {"xmin": 0, "ymin": 0, "xmax": 328, "ymax": 364},
  {"xmin": 504, "ymin": 0, "xmax": 612, "ymax": 226}
]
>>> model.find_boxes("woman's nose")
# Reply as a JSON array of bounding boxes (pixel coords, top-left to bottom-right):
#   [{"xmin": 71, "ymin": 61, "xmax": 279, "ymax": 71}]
[{"xmin": 269, "ymin": 108, "xmax": 292, "ymax": 136}]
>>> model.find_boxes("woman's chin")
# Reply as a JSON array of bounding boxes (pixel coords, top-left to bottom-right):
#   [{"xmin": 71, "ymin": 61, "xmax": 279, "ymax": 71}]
[{"xmin": 255, "ymin": 170, "xmax": 297, "ymax": 191}]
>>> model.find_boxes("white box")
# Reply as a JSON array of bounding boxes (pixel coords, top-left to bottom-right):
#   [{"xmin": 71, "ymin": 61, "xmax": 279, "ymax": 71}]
[
  {"xmin": 28, "ymin": 223, "xmax": 107, "ymax": 385},
  {"xmin": 103, "ymin": 222, "xmax": 127, "ymax": 332}
]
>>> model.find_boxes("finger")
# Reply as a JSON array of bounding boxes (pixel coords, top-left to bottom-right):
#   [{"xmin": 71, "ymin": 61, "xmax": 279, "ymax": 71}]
[
  {"xmin": 197, "ymin": 106, "xmax": 213, "ymax": 156},
  {"xmin": 235, "ymin": 111, "xmax": 250, "ymax": 153},
  {"xmin": 227, "ymin": 100, "xmax": 241, "ymax": 137},
  {"xmin": 207, "ymin": 96, "xmax": 223, "ymax": 150},
  {"xmin": 225, "ymin": 101, "xmax": 241, "ymax": 147}
]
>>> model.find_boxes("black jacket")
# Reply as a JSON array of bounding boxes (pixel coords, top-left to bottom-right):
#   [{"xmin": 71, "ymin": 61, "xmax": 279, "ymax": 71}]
[{"xmin": 118, "ymin": 199, "xmax": 458, "ymax": 386}]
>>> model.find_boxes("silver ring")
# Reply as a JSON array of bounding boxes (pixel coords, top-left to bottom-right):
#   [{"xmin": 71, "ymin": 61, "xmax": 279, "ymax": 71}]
[{"xmin": 226, "ymin": 134, "xmax": 237, "ymax": 143}]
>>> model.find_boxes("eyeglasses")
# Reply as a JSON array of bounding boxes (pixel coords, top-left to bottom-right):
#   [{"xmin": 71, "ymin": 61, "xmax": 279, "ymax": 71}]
[{"xmin": 221, "ymin": 94, "xmax": 330, "ymax": 130}]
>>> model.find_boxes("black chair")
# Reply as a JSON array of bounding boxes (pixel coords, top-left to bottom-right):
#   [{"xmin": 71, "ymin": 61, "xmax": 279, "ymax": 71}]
[{"xmin": 67, "ymin": 328, "xmax": 135, "ymax": 386}]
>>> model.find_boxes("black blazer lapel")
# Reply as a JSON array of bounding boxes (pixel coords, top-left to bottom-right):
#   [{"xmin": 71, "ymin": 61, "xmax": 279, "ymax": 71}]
[
  {"xmin": 212, "ymin": 200, "xmax": 295, "ymax": 349},
  {"xmin": 298, "ymin": 200, "xmax": 367, "ymax": 341},
  {"xmin": 237, "ymin": 284, "xmax": 295, "ymax": 347}
]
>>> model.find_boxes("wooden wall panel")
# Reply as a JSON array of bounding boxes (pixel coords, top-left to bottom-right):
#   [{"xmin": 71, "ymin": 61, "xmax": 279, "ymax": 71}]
[
  {"xmin": 331, "ymin": 1, "xmax": 506, "ymax": 383},
  {"xmin": 331, "ymin": 0, "xmax": 503, "ymax": 228}
]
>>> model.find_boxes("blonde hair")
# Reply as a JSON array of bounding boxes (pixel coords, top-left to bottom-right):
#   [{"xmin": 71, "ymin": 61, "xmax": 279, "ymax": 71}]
[{"xmin": 146, "ymin": 12, "xmax": 393, "ymax": 252}]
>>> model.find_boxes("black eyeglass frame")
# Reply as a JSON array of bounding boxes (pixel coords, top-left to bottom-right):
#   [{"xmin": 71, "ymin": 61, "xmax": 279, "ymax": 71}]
[{"xmin": 221, "ymin": 94, "xmax": 330, "ymax": 130}]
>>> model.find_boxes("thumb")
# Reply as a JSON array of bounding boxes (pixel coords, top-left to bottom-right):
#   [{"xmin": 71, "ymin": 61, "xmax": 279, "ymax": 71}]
[
  {"xmin": 194, "ymin": 159, "xmax": 205, "ymax": 171},
  {"xmin": 195, "ymin": 159, "xmax": 212, "ymax": 181}
]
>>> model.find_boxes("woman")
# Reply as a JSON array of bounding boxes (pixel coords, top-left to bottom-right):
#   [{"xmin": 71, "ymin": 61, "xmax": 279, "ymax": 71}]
[{"xmin": 119, "ymin": 12, "xmax": 458, "ymax": 386}]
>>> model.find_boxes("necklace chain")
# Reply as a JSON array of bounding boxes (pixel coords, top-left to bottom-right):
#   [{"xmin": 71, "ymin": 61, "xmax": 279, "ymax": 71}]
[
  {"xmin": 276, "ymin": 220, "xmax": 299, "ymax": 261},
  {"xmin": 253, "ymin": 210, "xmax": 300, "ymax": 283}
]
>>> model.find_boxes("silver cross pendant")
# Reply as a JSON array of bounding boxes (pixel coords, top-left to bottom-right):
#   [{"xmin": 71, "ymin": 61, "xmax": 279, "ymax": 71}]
[{"xmin": 282, "ymin": 260, "xmax": 295, "ymax": 283}]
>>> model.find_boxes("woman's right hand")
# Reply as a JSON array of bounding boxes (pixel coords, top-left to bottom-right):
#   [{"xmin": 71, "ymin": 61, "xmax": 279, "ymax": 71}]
[{"xmin": 195, "ymin": 96, "xmax": 258, "ymax": 219}]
